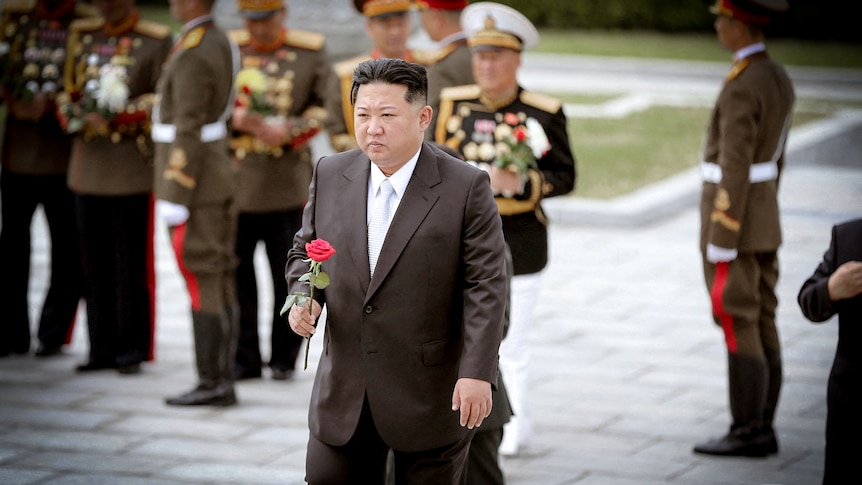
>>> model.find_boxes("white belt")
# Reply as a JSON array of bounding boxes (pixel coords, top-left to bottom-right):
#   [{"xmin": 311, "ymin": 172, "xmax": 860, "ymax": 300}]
[
  {"xmin": 700, "ymin": 161, "xmax": 779, "ymax": 184},
  {"xmin": 151, "ymin": 122, "xmax": 227, "ymax": 143}
]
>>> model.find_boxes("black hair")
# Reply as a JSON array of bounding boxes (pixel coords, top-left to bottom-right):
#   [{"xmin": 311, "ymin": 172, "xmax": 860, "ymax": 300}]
[{"xmin": 350, "ymin": 58, "xmax": 428, "ymax": 107}]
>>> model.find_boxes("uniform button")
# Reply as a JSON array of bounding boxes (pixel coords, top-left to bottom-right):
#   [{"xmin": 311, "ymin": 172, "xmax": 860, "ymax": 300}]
[{"xmin": 364, "ymin": 305, "xmax": 373, "ymax": 314}]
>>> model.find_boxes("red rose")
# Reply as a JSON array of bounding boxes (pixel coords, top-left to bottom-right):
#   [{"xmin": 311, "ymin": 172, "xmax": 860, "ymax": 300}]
[
  {"xmin": 306, "ymin": 238, "xmax": 336, "ymax": 263},
  {"xmin": 514, "ymin": 126, "xmax": 528, "ymax": 143},
  {"xmin": 241, "ymin": 85, "xmax": 252, "ymax": 95}
]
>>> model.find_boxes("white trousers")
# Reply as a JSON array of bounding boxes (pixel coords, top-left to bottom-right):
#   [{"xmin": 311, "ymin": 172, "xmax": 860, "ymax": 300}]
[{"xmin": 499, "ymin": 271, "xmax": 543, "ymax": 455}]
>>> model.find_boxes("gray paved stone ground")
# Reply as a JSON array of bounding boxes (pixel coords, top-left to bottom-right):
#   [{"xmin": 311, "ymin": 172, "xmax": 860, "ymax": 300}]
[{"xmin": 1, "ymin": 53, "xmax": 861, "ymax": 484}]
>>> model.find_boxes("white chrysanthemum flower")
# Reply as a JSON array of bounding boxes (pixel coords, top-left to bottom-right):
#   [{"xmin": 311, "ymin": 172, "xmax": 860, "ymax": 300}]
[
  {"xmin": 525, "ymin": 117, "xmax": 550, "ymax": 159},
  {"xmin": 95, "ymin": 68, "xmax": 129, "ymax": 113},
  {"xmin": 236, "ymin": 67, "xmax": 268, "ymax": 94}
]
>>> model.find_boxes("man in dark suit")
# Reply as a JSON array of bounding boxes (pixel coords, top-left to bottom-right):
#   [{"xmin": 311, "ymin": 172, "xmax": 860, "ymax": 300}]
[
  {"xmin": 287, "ymin": 58, "xmax": 507, "ymax": 484},
  {"xmin": 798, "ymin": 218, "xmax": 862, "ymax": 484},
  {"xmin": 694, "ymin": 0, "xmax": 795, "ymax": 457}
]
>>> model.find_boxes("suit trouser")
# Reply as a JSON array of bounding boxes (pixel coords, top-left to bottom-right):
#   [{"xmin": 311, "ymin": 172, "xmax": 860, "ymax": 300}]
[
  {"xmin": 703, "ymin": 252, "xmax": 783, "ymax": 433},
  {"xmin": 307, "ymin": 396, "xmax": 474, "ymax": 485},
  {"xmin": 234, "ymin": 208, "xmax": 303, "ymax": 372},
  {"xmin": 76, "ymin": 193, "xmax": 154, "ymax": 365},
  {"xmin": 167, "ymin": 200, "xmax": 238, "ymax": 384},
  {"xmin": 0, "ymin": 169, "xmax": 83, "ymax": 354}
]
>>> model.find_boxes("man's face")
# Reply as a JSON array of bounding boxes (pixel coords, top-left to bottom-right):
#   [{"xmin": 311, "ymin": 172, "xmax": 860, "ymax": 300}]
[
  {"xmin": 245, "ymin": 9, "xmax": 285, "ymax": 45},
  {"xmin": 366, "ymin": 13, "xmax": 412, "ymax": 58},
  {"xmin": 472, "ymin": 48, "xmax": 520, "ymax": 97},
  {"xmin": 714, "ymin": 15, "xmax": 741, "ymax": 52},
  {"xmin": 354, "ymin": 82, "xmax": 431, "ymax": 174},
  {"xmin": 93, "ymin": 0, "xmax": 135, "ymax": 24},
  {"xmin": 169, "ymin": 0, "xmax": 194, "ymax": 23},
  {"xmin": 418, "ymin": 9, "xmax": 440, "ymax": 42}
]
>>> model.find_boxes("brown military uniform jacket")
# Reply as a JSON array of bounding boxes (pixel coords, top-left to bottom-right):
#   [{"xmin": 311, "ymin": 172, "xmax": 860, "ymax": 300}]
[
  {"xmin": 228, "ymin": 28, "xmax": 330, "ymax": 213},
  {"xmin": 153, "ymin": 18, "xmax": 236, "ymax": 207},
  {"xmin": 425, "ymin": 35, "xmax": 472, "ymax": 140},
  {"xmin": 699, "ymin": 52, "xmax": 795, "ymax": 254},
  {"xmin": 436, "ymin": 84, "xmax": 576, "ymax": 275},
  {"xmin": 0, "ymin": 0, "xmax": 98, "ymax": 174},
  {"xmin": 324, "ymin": 47, "xmax": 435, "ymax": 152},
  {"xmin": 61, "ymin": 12, "xmax": 171, "ymax": 195}
]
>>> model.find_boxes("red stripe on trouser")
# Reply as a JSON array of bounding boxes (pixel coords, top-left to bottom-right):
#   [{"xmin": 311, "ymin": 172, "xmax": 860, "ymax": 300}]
[
  {"xmin": 710, "ymin": 261, "xmax": 738, "ymax": 354},
  {"xmin": 171, "ymin": 222, "xmax": 201, "ymax": 311},
  {"xmin": 146, "ymin": 195, "xmax": 156, "ymax": 361}
]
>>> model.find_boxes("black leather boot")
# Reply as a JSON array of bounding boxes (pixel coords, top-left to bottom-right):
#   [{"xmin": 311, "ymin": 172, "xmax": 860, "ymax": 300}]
[
  {"xmin": 694, "ymin": 353, "xmax": 769, "ymax": 457},
  {"xmin": 166, "ymin": 311, "xmax": 237, "ymax": 407}
]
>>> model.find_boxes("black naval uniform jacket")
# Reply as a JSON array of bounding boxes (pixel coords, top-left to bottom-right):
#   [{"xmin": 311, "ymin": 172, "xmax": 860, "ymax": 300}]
[{"xmin": 436, "ymin": 84, "xmax": 576, "ymax": 275}]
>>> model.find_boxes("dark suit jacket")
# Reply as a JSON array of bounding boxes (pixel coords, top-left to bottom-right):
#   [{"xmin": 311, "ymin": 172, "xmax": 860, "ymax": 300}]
[
  {"xmin": 798, "ymin": 217, "xmax": 862, "ymax": 480},
  {"xmin": 286, "ymin": 141, "xmax": 507, "ymax": 452}
]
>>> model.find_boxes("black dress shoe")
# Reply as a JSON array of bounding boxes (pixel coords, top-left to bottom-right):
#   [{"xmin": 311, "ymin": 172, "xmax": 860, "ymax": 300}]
[
  {"xmin": 233, "ymin": 365, "xmax": 262, "ymax": 380},
  {"xmin": 116, "ymin": 363, "xmax": 142, "ymax": 375},
  {"xmin": 763, "ymin": 427, "xmax": 779, "ymax": 454},
  {"xmin": 35, "ymin": 343, "xmax": 63, "ymax": 357},
  {"xmin": 270, "ymin": 368, "xmax": 294, "ymax": 381},
  {"xmin": 76, "ymin": 361, "xmax": 118, "ymax": 372},
  {"xmin": 165, "ymin": 384, "xmax": 237, "ymax": 407},
  {"xmin": 693, "ymin": 429, "xmax": 769, "ymax": 458}
]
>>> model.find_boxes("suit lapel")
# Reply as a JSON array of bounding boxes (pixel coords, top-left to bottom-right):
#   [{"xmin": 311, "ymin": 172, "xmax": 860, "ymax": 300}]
[
  {"xmin": 339, "ymin": 152, "xmax": 373, "ymax": 293},
  {"xmin": 366, "ymin": 144, "xmax": 442, "ymax": 300}
]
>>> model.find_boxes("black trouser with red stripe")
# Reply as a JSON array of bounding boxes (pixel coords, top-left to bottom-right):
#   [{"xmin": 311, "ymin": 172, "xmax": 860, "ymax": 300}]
[
  {"xmin": 76, "ymin": 193, "xmax": 155, "ymax": 366},
  {"xmin": 703, "ymin": 252, "xmax": 783, "ymax": 435},
  {"xmin": 234, "ymin": 208, "xmax": 303, "ymax": 374},
  {"xmin": 0, "ymin": 170, "xmax": 84, "ymax": 355}
]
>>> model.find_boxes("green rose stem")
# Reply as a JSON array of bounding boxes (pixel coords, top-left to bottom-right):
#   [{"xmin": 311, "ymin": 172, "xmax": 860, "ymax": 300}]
[{"xmin": 280, "ymin": 240, "xmax": 333, "ymax": 371}]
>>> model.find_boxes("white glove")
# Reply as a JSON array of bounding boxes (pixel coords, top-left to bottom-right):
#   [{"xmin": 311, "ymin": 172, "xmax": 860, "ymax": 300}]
[
  {"xmin": 706, "ymin": 243, "xmax": 738, "ymax": 263},
  {"xmin": 157, "ymin": 199, "xmax": 190, "ymax": 227}
]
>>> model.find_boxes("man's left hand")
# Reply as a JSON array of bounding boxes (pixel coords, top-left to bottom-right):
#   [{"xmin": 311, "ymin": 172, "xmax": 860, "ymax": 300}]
[{"xmin": 452, "ymin": 377, "xmax": 492, "ymax": 429}]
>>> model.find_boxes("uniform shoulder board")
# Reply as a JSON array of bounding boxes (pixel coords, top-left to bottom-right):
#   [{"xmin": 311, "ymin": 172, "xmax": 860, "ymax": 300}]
[
  {"xmin": 69, "ymin": 16, "xmax": 105, "ymax": 33},
  {"xmin": 74, "ymin": 2, "xmax": 100, "ymax": 18},
  {"xmin": 440, "ymin": 84, "xmax": 481, "ymax": 101},
  {"xmin": 182, "ymin": 26, "xmax": 205, "ymax": 50},
  {"xmin": 2, "ymin": 0, "xmax": 36, "ymax": 14},
  {"xmin": 285, "ymin": 29, "xmax": 325, "ymax": 51},
  {"xmin": 134, "ymin": 19, "xmax": 170, "ymax": 39},
  {"xmin": 426, "ymin": 43, "xmax": 457, "ymax": 65},
  {"xmin": 334, "ymin": 55, "xmax": 368, "ymax": 78},
  {"xmin": 411, "ymin": 48, "xmax": 437, "ymax": 66},
  {"xmin": 227, "ymin": 29, "xmax": 250, "ymax": 46},
  {"xmin": 520, "ymin": 90, "xmax": 562, "ymax": 113}
]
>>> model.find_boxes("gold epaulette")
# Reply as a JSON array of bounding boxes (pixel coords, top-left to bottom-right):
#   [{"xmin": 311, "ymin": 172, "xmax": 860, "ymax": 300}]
[
  {"xmin": 440, "ymin": 84, "xmax": 481, "ymax": 102},
  {"xmin": 182, "ymin": 26, "xmax": 205, "ymax": 50},
  {"xmin": 227, "ymin": 29, "xmax": 250, "ymax": 46},
  {"xmin": 135, "ymin": 19, "xmax": 170, "ymax": 39},
  {"xmin": 69, "ymin": 16, "xmax": 105, "ymax": 33},
  {"xmin": 2, "ymin": 0, "xmax": 36, "ymax": 14},
  {"xmin": 285, "ymin": 29, "xmax": 324, "ymax": 51},
  {"xmin": 335, "ymin": 55, "xmax": 368, "ymax": 78},
  {"xmin": 520, "ymin": 90, "xmax": 562, "ymax": 113},
  {"xmin": 74, "ymin": 2, "xmax": 100, "ymax": 18},
  {"xmin": 725, "ymin": 59, "xmax": 750, "ymax": 83},
  {"xmin": 411, "ymin": 48, "xmax": 437, "ymax": 66},
  {"xmin": 426, "ymin": 43, "xmax": 457, "ymax": 65}
]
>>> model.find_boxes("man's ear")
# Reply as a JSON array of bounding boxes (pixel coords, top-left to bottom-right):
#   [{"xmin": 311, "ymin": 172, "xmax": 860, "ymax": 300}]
[{"xmin": 418, "ymin": 104, "xmax": 433, "ymax": 131}]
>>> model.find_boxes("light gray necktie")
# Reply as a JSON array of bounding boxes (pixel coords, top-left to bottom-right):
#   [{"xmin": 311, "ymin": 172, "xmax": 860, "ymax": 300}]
[{"xmin": 368, "ymin": 179, "xmax": 395, "ymax": 276}]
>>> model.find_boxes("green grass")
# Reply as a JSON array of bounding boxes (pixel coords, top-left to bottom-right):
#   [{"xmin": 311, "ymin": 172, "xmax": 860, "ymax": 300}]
[{"xmin": 536, "ymin": 29, "xmax": 862, "ymax": 69}]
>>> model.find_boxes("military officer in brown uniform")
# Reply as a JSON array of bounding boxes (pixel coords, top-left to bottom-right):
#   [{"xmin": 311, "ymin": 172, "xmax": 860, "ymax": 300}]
[
  {"xmin": 416, "ymin": 0, "xmax": 472, "ymax": 140},
  {"xmin": 57, "ymin": 0, "xmax": 172, "ymax": 374},
  {"xmin": 154, "ymin": 0, "xmax": 240, "ymax": 406},
  {"xmin": 227, "ymin": 0, "xmax": 330, "ymax": 381},
  {"xmin": 435, "ymin": 2, "xmax": 576, "ymax": 458},
  {"xmin": 324, "ymin": 0, "xmax": 434, "ymax": 152},
  {"xmin": 694, "ymin": 0, "xmax": 794, "ymax": 458},
  {"xmin": 0, "ymin": 0, "xmax": 97, "ymax": 358}
]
